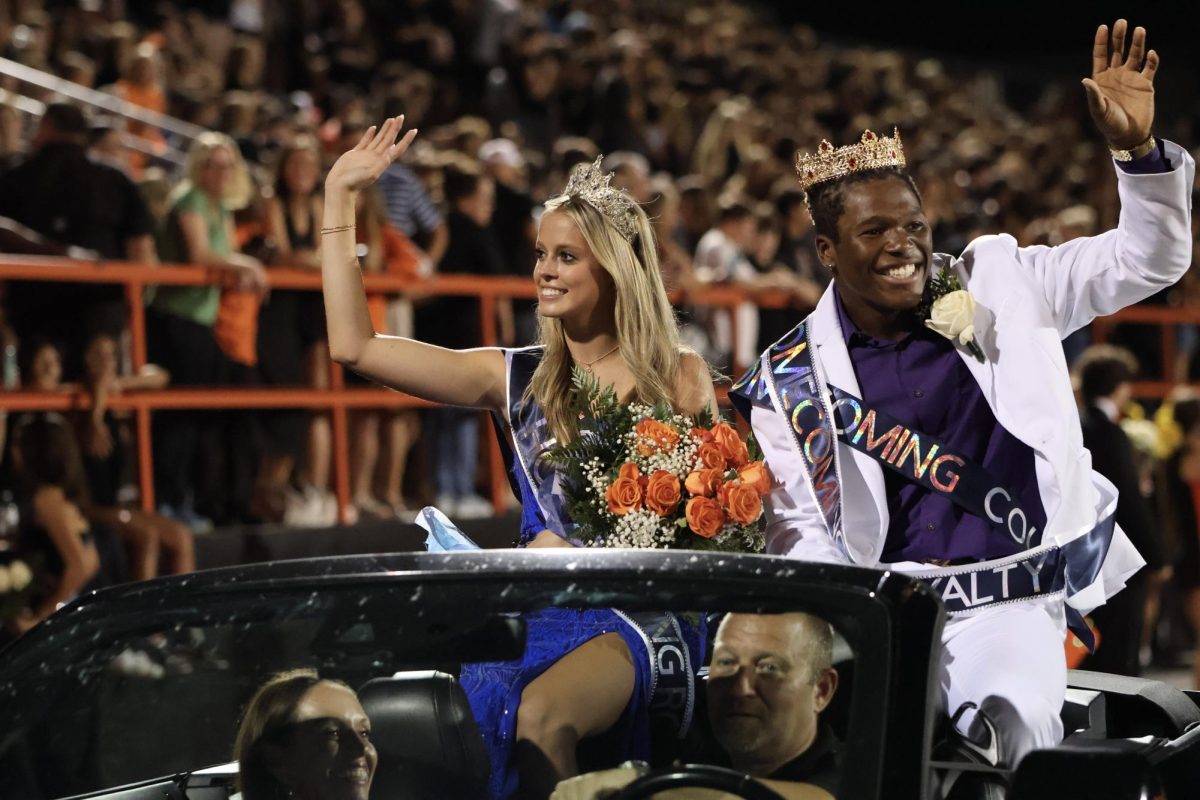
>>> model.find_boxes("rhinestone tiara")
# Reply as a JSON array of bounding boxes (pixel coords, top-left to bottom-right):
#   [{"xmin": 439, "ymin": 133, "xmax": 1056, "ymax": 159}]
[
  {"xmin": 560, "ymin": 156, "xmax": 638, "ymax": 242},
  {"xmin": 795, "ymin": 128, "xmax": 907, "ymax": 194}
]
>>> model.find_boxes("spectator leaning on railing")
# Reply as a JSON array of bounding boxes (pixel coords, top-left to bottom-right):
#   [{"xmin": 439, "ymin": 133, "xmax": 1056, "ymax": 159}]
[
  {"xmin": 145, "ymin": 131, "xmax": 268, "ymax": 531},
  {"xmin": 257, "ymin": 135, "xmax": 336, "ymax": 526},
  {"xmin": 0, "ymin": 102, "xmax": 157, "ymax": 380}
]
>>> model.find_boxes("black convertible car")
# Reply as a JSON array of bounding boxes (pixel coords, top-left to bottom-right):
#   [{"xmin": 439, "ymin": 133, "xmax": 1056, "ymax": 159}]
[{"xmin": 0, "ymin": 550, "xmax": 1197, "ymax": 799}]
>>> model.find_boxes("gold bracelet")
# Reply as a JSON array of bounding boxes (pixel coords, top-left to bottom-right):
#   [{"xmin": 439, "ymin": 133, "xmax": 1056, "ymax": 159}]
[
  {"xmin": 321, "ymin": 223, "xmax": 356, "ymax": 234},
  {"xmin": 1109, "ymin": 135, "xmax": 1157, "ymax": 162}
]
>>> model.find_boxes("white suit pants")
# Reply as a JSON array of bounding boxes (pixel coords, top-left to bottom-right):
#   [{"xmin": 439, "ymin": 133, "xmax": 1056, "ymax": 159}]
[{"xmin": 939, "ymin": 599, "xmax": 1067, "ymax": 765}]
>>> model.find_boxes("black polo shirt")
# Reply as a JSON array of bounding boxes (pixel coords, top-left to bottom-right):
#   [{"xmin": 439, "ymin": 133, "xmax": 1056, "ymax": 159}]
[
  {"xmin": 0, "ymin": 142, "xmax": 153, "ymax": 258},
  {"xmin": 709, "ymin": 723, "xmax": 841, "ymax": 796},
  {"xmin": 769, "ymin": 723, "xmax": 841, "ymax": 796},
  {"xmin": 415, "ymin": 210, "xmax": 506, "ymax": 350},
  {"xmin": 0, "ymin": 143, "xmax": 155, "ymax": 374}
]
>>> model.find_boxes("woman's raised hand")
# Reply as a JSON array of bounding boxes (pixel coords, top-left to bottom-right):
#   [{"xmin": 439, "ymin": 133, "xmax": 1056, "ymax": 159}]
[{"xmin": 325, "ymin": 116, "xmax": 418, "ymax": 194}]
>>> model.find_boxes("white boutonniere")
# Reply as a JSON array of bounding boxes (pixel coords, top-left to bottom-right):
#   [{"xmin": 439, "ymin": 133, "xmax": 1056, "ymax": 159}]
[{"xmin": 920, "ymin": 270, "xmax": 984, "ymax": 361}]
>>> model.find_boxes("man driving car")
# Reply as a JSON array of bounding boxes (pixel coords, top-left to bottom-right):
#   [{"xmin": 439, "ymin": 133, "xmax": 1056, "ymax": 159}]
[{"xmin": 551, "ymin": 612, "xmax": 840, "ymax": 800}]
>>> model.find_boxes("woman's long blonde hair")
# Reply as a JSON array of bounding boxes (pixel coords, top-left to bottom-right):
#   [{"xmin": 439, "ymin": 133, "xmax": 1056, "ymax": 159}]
[
  {"xmin": 178, "ymin": 130, "xmax": 253, "ymax": 210},
  {"xmin": 527, "ymin": 194, "xmax": 683, "ymax": 442}
]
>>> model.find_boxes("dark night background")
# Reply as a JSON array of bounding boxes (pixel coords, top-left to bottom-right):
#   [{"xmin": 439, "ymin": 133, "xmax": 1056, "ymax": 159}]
[{"xmin": 766, "ymin": 2, "xmax": 1198, "ymax": 126}]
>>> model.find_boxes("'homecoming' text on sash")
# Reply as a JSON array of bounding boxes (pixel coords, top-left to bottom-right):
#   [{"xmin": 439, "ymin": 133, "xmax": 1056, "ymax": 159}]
[
  {"xmin": 731, "ymin": 322, "xmax": 845, "ymax": 545},
  {"xmin": 731, "ymin": 321, "xmax": 1116, "ymax": 650},
  {"xmin": 826, "ymin": 385, "xmax": 1044, "ymax": 550}
]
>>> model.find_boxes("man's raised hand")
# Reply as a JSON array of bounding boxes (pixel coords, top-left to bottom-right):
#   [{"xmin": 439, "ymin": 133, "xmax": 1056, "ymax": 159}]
[{"xmin": 1082, "ymin": 20, "xmax": 1157, "ymax": 150}]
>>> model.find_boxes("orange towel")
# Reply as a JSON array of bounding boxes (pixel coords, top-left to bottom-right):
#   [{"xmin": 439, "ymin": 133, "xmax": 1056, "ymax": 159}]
[
  {"xmin": 214, "ymin": 288, "xmax": 262, "ymax": 367},
  {"xmin": 364, "ymin": 223, "xmax": 422, "ymax": 331}
]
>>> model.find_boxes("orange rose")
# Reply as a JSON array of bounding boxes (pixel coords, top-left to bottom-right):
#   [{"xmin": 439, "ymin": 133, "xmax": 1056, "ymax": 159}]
[
  {"xmin": 684, "ymin": 468, "xmax": 723, "ymax": 498},
  {"xmin": 724, "ymin": 482, "xmax": 764, "ymax": 525},
  {"xmin": 696, "ymin": 442, "xmax": 726, "ymax": 471},
  {"xmin": 737, "ymin": 461, "xmax": 771, "ymax": 496},
  {"xmin": 606, "ymin": 462, "xmax": 643, "ymax": 515},
  {"xmin": 712, "ymin": 422, "xmax": 750, "ymax": 468},
  {"xmin": 691, "ymin": 426, "xmax": 715, "ymax": 444},
  {"xmin": 645, "ymin": 469, "xmax": 683, "ymax": 516},
  {"xmin": 685, "ymin": 496, "xmax": 726, "ymax": 538},
  {"xmin": 635, "ymin": 418, "xmax": 681, "ymax": 456}
]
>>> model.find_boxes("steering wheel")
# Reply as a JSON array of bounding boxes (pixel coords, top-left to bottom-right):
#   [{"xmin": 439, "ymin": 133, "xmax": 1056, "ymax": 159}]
[{"xmin": 610, "ymin": 764, "xmax": 786, "ymax": 800}]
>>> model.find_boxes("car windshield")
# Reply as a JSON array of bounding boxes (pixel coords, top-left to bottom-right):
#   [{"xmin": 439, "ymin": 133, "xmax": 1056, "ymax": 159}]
[
  {"xmin": 3, "ymin": 582, "xmax": 526, "ymax": 795},
  {"xmin": 0, "ymin": 552, "xmax": 906, "ymax": 800}
]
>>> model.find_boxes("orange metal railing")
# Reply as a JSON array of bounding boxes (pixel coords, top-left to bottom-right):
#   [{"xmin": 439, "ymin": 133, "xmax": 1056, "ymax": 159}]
[
  {"xmin": 2, "ymin": 254, "xmax": 1195, "ymax": 524},
  {"xmin": 1090, "ymin": 305, "xmax": 1200, "ymax": 396},
  {"xmin": 0, "ymin": 256, "xmax": 543, "ymax": 523}
]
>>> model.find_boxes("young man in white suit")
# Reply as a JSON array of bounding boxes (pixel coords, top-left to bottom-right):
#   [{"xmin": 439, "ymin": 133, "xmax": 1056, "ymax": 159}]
[{"xmin": 732, "ymin": 20, "xmax": 1194, "ymax": 767}]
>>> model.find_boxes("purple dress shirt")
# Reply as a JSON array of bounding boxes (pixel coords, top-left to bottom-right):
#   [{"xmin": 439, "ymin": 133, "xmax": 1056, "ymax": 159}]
[
  {"xmin": 834, "ymin": 292, "xmax": 1047, "ymax": 563},
  {"xmin": 1115, "ymin": 141, "xmax": 1170, "ymax": 174},
  {"xmin": 830, "ymin": 145, "xmax": 1169, "ymax": 563}
]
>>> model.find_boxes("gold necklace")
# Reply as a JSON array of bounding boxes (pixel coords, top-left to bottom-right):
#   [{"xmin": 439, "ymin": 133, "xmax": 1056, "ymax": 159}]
[{"xmin": 575, "ymin": 343, "xmax": 620, "ymax": 372}]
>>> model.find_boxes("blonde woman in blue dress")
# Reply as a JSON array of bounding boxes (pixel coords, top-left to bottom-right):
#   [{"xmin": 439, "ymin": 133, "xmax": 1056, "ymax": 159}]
[{"xmin": 321, "ymin": 117, "xmax": 718, "ymax": 798}]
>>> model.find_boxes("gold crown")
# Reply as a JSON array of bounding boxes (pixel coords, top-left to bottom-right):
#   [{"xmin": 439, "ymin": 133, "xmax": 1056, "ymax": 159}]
[
  {"xmin": 562, "ymin": 156, "xmax": 638, "ymax": 242},
  {"xmin": 795, "ymin": 128, "xmax": 906, "ymax": 194}
]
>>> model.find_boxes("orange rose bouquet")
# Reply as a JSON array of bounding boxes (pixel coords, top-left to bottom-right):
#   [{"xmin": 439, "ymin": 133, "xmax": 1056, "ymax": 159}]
[{"xmin": 547, "ymin": 370, "xmax": 768, "ymax": 551}]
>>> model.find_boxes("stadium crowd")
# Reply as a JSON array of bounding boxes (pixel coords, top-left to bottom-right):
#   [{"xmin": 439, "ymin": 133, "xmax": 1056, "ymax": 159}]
[{"xmin": 0, "ymin": 0, "xmax": 1197, "ymax": 680}]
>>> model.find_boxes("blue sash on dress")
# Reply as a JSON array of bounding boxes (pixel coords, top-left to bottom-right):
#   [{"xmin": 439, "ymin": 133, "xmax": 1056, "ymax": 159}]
[
  {"xmin": 498, "ymin": 348, "xmax": 698, "ymax": 731},
  {"xmin": 461, "ymin": 347, "xmax": 702, "ymax": 797},
  {"xmin": 491, "ymin": 347, "xmax": 578, "ymax": 544}
]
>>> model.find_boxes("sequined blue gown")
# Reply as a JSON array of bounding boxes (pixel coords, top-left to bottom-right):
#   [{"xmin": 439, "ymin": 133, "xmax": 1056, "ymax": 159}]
[{"xmin": 457, "ymin": 347, "xmax": 705, "ymax": 799}]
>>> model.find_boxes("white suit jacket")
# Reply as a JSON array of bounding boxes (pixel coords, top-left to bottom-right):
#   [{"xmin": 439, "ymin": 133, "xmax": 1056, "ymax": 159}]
[{"xmin": 750, "ymin": 142, "xmax": 1195, "ymax": 613}]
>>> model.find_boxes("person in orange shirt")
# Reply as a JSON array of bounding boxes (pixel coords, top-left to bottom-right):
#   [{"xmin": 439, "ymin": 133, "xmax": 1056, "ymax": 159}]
[{"xmin": 112, "ymin": 43, "xmax": 168, "ymax": 179}]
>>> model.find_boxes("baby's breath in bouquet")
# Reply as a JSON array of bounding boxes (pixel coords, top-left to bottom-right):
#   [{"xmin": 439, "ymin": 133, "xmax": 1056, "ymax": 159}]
[
  {"xmin": 546, "ymin": 370, "xmax": 768, "ymax": 552},
  {"xmin": 0, "ymin": 555, "xmax": 40, "ymax": 628}
]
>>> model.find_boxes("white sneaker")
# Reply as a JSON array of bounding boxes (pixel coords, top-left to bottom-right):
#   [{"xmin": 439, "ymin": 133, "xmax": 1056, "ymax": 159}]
[
  {"xmin": 111, "ymin": 649, "xmax": 164, "ymax": 680},
  {"xmin": 455, "ymin": 493, "xmax": 494, "ymax": 520},
  {"xmin": 318, "ymin": 490, "xmax": 339, "ymax": 526},
  {"xmin": 434, "ymin": 494, "xmax": 459, "ymax": 517},
  {"xmin": 284, "ymin": 486, "xmax": 335, "ymax": 528}
]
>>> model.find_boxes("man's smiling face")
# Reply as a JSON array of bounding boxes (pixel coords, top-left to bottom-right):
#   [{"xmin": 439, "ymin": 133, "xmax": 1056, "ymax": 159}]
[{"xmin": 816, "ymin": 177, "xmax": 933, "ymax": 332}]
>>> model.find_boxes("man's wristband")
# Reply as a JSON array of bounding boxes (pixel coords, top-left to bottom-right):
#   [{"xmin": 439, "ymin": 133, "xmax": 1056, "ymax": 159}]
[{"xmin": 1110, "ymin": 135, "xmax": 1157, "ymax": 162}]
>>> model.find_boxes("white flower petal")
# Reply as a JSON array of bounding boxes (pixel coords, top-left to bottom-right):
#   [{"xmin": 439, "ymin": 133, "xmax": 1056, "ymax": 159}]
[
  {"xmin": 928, "ymin": 289, "xmax": 978, "ymax": 345},
  {"xmin": 8, "ymin": 560, "xmax": 31, "ymax": 591}
]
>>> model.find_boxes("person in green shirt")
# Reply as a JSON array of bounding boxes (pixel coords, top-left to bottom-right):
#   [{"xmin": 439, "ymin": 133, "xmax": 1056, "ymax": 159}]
[
  {"xmin": 146, "ymin": 132, "xmax": 268, "ymax": 528},
  {"xmin": 151, "ymin": 132, "xmax": 266, "ymax": 323}
]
